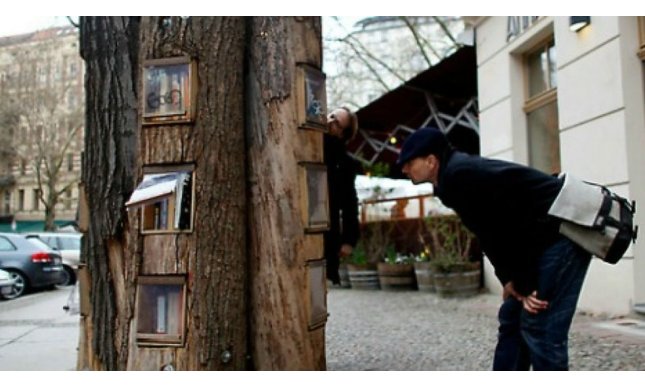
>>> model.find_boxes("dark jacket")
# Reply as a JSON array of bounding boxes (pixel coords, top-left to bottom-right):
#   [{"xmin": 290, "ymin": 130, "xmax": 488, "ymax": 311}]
[
  {"xmin": 434, "ymin": 150, "xmax": 563, "ymax": 295},
  {"xmin": 324, "ymin": 136, "xmax": 360, "ymax": 284}
]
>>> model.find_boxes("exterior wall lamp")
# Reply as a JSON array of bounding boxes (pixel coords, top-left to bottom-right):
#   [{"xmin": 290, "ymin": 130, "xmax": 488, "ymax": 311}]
[{"xmin": 570, "ymin": 16, "xmax": 591, "ymax": 32}]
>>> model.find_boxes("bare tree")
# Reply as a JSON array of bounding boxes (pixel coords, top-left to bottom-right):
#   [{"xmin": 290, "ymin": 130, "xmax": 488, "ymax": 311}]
[
  {"xmin": 0, "ymin": 33, "xmax": 83, "ymax": 229},
  {"xmin": 324, "ymin": 16, "xmax": 464, "ymax": 108}
]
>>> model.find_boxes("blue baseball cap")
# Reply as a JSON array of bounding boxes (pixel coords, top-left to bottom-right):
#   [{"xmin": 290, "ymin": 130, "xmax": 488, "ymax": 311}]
[{"xmin": 396, "ymin": 127, "xmax": 450, "ymax": 167}]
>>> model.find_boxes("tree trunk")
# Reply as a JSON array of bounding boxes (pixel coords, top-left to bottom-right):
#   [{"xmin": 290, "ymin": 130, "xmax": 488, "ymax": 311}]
[
  {"xmin": 246, "ymin": 16, "xmax": 326, "ymax": 370},
  {"xmin": 78, "ymin": 16, "xmax": 141, "ymax": 370},
  {"xmin": 44, "ymin": 179, "xmax": 58, "ymax": 230},
  {"xmin": 133, "ymin": 16, "xmax": 248, "ymax": 370},
  {"xmin": 80, "ymin": 16, "xmax": 325, "ymax": 370},
  {"xmin": 79, "ymin": 16, "xmax": 247, "ymax": 371}
]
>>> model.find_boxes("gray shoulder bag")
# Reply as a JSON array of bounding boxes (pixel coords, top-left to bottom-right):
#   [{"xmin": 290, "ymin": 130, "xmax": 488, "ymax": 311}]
[{"xmin": 548, "ymin": 173, "xmax": 638, "ymax": 264}]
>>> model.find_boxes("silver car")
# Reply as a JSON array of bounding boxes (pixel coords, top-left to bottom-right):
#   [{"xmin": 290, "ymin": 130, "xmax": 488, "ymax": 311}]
[{"xmin": 0, "ymin": 268, "xmax": 16, "ymax": 298}]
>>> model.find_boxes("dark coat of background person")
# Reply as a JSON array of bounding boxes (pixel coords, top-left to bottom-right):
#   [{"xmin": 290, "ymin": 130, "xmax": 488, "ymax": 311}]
[{"xmin": 324, "ymin": 135, "xmax": 360, "ymax": 284}]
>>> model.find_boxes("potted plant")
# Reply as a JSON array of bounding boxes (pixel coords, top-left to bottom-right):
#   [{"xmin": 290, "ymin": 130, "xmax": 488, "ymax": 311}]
[
  {"xmin": 413, "ymin": 250, "xmax": 435, "ymax": 292},
  {"xmin": 346, "ymin": 221, "xmax": 393, "ymax": 290},
  {"xmin": 346, "ymin": 241, "xmax": 380, "ymax": 289},
  {"xmin": 377, "ymin": 245, "xmax": 417, "ymax": 290},
  {"xmin": 424, "ymin": 215, "xmax": 480, "ymax": 298},
  {"xmin": 338, "ymin": 256, "xmax": 352, "ymax": 288}
]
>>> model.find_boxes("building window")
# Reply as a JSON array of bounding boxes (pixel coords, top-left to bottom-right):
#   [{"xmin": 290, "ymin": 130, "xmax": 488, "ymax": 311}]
[
  {"xmin": 20, "ymin": 159, "xmax": 26, "ymax": 175},
  {"xmin": 32, "ymin": 189, "xmax": 40, "ymax": 211},
  {"xmin": 54, "ymin": 63, "xmax": 62, "ymax": 80},
  {"xmin": 67, "ymin": 153, "xmax": 74, "ymax": 172},
  {"xmin": 18, "ymin": 189, "xmax": 24, "ymax": 211},
  {"xmin": 65, "ymin": 188, "xmax": 72, "ymax": 210},
  {"xmin": 68, "ymin": 62, "xmax": 77, "ymax": 78},
  {"xmin": 526, "ymin": 40, "xmax": 557, "ymax": 98},
  {"xmin": 524, "ymin": 39, "xmax": 560, "ymax": 175},
  {"xmin": 3, "ymin": 191, "xmax": 10, "ymax": 214},
  {"xmin": 38, "ymin": 65, "xmax": 47, "ymax": 85},
  {"xmin": 68, "ymin": 93, "xmax": 76, "ymax": 109}
]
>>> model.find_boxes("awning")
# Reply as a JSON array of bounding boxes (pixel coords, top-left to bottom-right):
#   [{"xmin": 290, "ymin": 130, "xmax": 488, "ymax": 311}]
[
  {"xmin": 0, "ymin": 220, "xmax": 77, "ymax": 233},
  {"xmin": 348, "ymin": 46, "xmax": 479, "ymax": 179}
]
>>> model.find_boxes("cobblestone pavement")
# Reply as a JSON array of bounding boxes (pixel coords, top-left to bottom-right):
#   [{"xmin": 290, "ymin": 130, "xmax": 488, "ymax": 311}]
[{"xmin": 325, "ymin": 288, "xmax": 645, "ymax": 371}]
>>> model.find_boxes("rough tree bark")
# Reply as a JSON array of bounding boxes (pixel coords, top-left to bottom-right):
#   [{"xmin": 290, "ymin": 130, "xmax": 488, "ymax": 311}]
[
  {"xmin": 78, "ymin": 16, "xmax": 141, "ymax": 370},
  {"xmin": 246, "ymin": 16, "xmax": 326, "ymax": 370}
]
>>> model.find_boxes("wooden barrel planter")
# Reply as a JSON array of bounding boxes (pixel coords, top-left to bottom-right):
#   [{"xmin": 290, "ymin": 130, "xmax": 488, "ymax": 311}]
[
  {"xmin": 347, "ymin": 264, "xmax": 380, "ymax": 290},
  {"xmin": 433, "ymin": 267, "xmax": 480, "ymax": 298},
  {"xmin": 338, "ymin": 263, "xmax": 351, "ymax": 288},
  {"xmin": 413, "ymin": 261, "xmax": 435, "ymax": 292},
  {"xmin": 377, "ymin": 263, "xmax": 416, "ymax": 291}
]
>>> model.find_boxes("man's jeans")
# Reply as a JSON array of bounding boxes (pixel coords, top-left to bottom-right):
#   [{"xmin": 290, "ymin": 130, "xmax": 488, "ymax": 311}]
[{"xmin": 492, "ymin": 236, "xmax": 591, "ymax": 371}]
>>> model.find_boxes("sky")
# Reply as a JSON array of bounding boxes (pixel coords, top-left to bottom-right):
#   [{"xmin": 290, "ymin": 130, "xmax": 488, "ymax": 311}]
[
  {"xmin": 0, "ymin": 16, "xmax": 75, "ymax": 38},
  {"xmin": 0, "ymin": 0, "xmax": 640, "ymax": 39}
]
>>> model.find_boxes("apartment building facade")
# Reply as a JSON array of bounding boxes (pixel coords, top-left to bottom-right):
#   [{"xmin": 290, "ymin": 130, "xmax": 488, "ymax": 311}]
[{"xmin": 0, "ymin": 26, "xmax": 84, "ymax": 231}]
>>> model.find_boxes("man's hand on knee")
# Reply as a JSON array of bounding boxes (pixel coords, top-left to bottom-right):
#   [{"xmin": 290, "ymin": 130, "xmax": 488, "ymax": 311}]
[{"xmin": 522, "ymin": 290, "xmax": 549, "ymax": 314}]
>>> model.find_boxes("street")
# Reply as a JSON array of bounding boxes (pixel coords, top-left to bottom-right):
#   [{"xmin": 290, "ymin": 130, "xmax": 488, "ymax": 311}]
[{"xmin": 0, "ymin": 286, "xmax": 79, "ymax": 371}]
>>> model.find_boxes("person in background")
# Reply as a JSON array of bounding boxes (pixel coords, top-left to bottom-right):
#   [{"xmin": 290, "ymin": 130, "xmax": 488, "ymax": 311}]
[
  {"xmin": 324, "ymin": 107, "xmax": 360, "ymax": 284},
  {"xmin": 397, "ymin": 126, "xmax": 592, "ymax": 371}
]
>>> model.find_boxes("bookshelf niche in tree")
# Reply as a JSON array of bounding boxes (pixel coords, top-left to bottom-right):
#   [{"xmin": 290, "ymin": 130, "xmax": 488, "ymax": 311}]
[
  {"xmin": 296, "ymin": 63, "xmax": 327, "ymax": 132},
  {"xmin": 142, "ymin": 57, "xmax": 197, "ymax": 125},
  {"xmin": 135, "ymin": 275, "xmax": 186, "ymax": 347},
  {"xmin": 126, "ymin": 165, "xmax": 195, "ymax": 234},
  {"xmin": 306, "ymin": 258, "xmax": 327, "ymax": 330},
  {"xmin": 298, "ymin": 162, "xmax": 330, "ymax": 233}
]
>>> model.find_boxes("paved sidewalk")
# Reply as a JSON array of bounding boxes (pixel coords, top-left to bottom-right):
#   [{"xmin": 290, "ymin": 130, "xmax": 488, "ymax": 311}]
[
  {"xmin": 3, "ymin": 286, "xmax": 645, "ymax": 371},
  {"xmin": 0, "ymin": 287, "xmax": 79, "ymax": 371},
  {"xmin": 325, "ymin": 288, "xmax": 645, "ymax": 371}
]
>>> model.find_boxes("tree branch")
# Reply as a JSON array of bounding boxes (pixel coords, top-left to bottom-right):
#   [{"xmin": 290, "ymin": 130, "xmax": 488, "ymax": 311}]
[
  {"xmin": 432, "ymin": 16, "xmax": 461, "ymax": 47},
  {"xmin": 399, "ymin": 17, "xmax": 432, "ymax": 67}
]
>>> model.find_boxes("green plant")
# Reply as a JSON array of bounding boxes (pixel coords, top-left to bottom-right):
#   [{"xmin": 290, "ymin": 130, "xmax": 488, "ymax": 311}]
[
  {"xmin": 361, "ymin": 161, "xmax": 390, "ymax": 177},
  {"xmin": 421, "ymin": 215, "xmax": 476, "ymax": 273},
  {"xmin": 348, "ymin": 241, "xmax": 367, "ymax": 265},
  {"xmin": 384, "ymin": 245, "xmax": 397, "ymax": 264},
  {"xmin": 361, "ymin": 221, "xmax": 394, "ymax": 264}
]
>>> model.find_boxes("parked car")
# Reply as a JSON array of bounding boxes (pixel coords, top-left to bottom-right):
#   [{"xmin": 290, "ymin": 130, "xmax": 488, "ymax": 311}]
[
  {"xmin": 0, "ymin": 268, "xmax": 16, "ymax": 299},
  {"xmin": 0, "ymin": 233, "xmax": 64, "ymax": 299},
  {"xmin": 24, "ymin": 232, "xmax": 81, "ymax": 287}
]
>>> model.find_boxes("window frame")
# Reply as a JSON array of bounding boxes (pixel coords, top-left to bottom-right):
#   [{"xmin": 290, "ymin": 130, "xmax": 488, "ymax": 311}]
[
  {"xmin": 135, "ymin": 275, "xmax": 187, "ymax": 347},
  {"xmin": 522, "ymin": 37, "xmax": 561, "ymax": 175},
  {"xmin": 638, "ymin": 17, "xmax": 645, "ymax": 61}
]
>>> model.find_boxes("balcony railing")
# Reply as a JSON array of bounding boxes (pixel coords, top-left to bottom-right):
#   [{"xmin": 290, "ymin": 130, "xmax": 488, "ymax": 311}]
[{"xmin": 359, "ymin": 193, "xmax": 453, "ymax": 224}]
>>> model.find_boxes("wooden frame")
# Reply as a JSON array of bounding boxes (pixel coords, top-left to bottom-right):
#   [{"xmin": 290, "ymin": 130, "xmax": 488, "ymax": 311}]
[
  {"xmin": 638, "ymin": 17, "xmax": 645, "ymax": 61},
  {"xmin": 135, "ymin": 275, "xmax": 187, "ymax": 347},
  {"xmin": 306, "ymin": 259, "xmax": 327, "ymax": 330},
  {"xmin": 298, "ymin": 162, "xmax": 330, "ymax": 233},
  {"xmin": 296, "ymin": 64, "xmax": 328, "ymax": 132},
  {"xmin": 142, "ymin": 57, "xmax": 197, "ymax": 125},
  {"xmin": 125, "ymin": 164, "xmax": 195, "ymax": 235}
]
